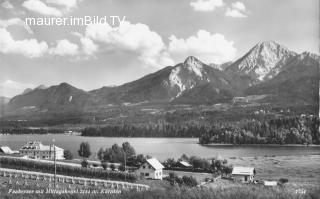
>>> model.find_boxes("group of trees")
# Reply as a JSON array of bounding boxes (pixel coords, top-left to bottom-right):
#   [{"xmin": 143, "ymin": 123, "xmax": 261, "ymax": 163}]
[
  {"xmin": 199, "ymin": 115, "xmax": 319, "ymax": 145},
  {"xmin": 163, "ymin": 154, "xmax": 232, "ymax": 176},
  {"xmin": 81, "ymin": 115, "xmax": 319, "ymax": 145},
  {"xmin": 0, "ymin": 128, "xmax": 64, "ymax": 135},
  {"xmin": 97, "ymin": 142, "xmax": 136, "ymax": 164},
  {"xmin": 81, "ymin": 124, "xmax": 206, "ymax": 137},
  {"xmin": 97, "ymin": 142, "xmax": 150, "ymax": 168}
]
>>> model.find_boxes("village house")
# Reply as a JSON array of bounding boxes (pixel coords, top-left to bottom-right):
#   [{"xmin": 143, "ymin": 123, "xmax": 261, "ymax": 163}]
[
  {"xmin": 232, "ymin": 166, "xmax": 256, "ymax": 183},
  {"xmin": 19, "ymin": 141, "xmax": 64, "ymax": 160},
  {"xmin": 136, "ymin": 158, "xmax": 164, "ymax": 180}
]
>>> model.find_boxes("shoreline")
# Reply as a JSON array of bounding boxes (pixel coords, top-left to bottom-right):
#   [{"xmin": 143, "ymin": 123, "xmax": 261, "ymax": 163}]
[{"xmin": 201, "ymin": 143, "xmax": 320, "ymax": 147}]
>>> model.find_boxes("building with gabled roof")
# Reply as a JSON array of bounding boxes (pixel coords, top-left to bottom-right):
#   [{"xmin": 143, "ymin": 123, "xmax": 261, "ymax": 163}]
[
  {"xmin": 136, "ymin": 158, "xmax": 164, "ymax": 180},
  {"xmin": 0, "ymin": 146, "xmax": 15, "ymax": 154},
  {"xmin": 178, "ymin": 161, "xmax": 192, "ymax": 168},
  {"xmin": 232, "ymin": 166, "xmax": 256, "ymax": 183},
  {"xmin": 19, "ymin": 141, "xmax": 64, "ymax": 160}
]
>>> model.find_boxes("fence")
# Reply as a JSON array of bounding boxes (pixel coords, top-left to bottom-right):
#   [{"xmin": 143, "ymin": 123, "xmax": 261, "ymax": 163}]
[{"xmin": 0, "ymin": 167, "xmax": 149, "ymax": 191}]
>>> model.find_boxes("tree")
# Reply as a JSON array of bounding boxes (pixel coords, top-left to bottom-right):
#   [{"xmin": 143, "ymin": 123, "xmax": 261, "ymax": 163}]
[
  {"xmin": 122, "ymin": 142, "xmax": 136, "ymax": 157},
  {"xmin": 63, "ymin": 150, "xmax": 73, "ymax": 160},
  {"xmin": 97, "ymin": 147, "xmax": 105, "ymax": 161},
  {"xmin": 164, "ymin": 158, "xmax": 176, "ymax": 168},
  {"xmin": 78, "ymin": 142, "xmax": 91, "ymax": 159},
  {"xmin": 135, "ymin": 154, "xmax": 146, "ymax": 165},
  {"xmin": 110, "ymin": 163, "xmax": 116, "ymax": 171}
]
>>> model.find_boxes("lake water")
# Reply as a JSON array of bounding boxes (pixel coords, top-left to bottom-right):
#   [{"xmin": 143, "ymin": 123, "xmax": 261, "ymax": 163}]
[{"xmin": 1, "ymin": 134, "xmax": 319, "ymax": 161}]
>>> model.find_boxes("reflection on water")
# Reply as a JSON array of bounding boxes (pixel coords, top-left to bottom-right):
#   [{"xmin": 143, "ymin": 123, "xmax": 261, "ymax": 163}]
[{"xmin": 0, "ymin": 134, "xmax": 319, "ymax": 161}]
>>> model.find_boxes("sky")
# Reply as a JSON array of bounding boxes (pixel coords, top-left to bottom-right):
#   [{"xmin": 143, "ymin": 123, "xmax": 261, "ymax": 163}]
[{"xmin": 0, "ymin": 0, "xmax": 318, "ymax": 97}]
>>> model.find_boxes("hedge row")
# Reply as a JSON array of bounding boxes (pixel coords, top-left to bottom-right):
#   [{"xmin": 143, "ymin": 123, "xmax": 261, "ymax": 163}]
[
  {"xmin": 164, "ymin": 167, "xmax": 213, "ymax": 173},
  {"xmin": 0, "ymin": 157, "xmax": 138, "ymax": 182}
]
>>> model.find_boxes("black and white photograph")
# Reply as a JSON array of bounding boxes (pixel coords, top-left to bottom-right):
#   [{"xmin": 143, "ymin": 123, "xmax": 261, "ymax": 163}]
[{"xmin": 0, "ymin": 0, "xmax": 319, "ymax": 198}]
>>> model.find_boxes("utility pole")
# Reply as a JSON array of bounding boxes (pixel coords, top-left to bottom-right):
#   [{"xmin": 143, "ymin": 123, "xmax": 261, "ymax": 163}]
[
  {"xmin": 53, "ymin": 139, "xmax": 56, "ymax": 188},
  {"xmin": 124, "ymin": 153, "xmax": 126, "ymax": 182}
]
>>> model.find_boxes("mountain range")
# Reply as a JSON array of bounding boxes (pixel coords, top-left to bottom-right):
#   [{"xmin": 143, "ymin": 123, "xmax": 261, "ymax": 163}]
[{"xmin": 2, "ymin": 41, "xmax": 319, "ymax": 117}]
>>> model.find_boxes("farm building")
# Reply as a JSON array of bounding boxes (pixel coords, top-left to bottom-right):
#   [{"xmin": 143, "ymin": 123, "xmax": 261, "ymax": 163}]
[
  {"xmin": 264, "ymin": 181, "xmax": 277, "ymax": 186},
  {"xmin": 232, "ymin": 166, "xmax": 256, "ymax": 183},
  {"xmin": 136, "ymin": 158, "xmax": 164, "ymax": 180},
  {"xmin": 0, "ymin": 146, "xmax": 16, "ymax": 154},
  {"xmin": 19, "ymin": 141, "xmax": 64, "ymax": 160},
  {"xmin": 178, "ymin": 161, "xmax": 192, "ymax": 168}
]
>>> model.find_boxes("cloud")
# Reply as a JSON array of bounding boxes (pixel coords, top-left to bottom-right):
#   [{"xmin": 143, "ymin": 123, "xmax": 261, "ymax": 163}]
[
  {"xmin": 0, "ymin": 18, "xmax": 33, "ymax": 34},
  {"xmin": 190, "ymin": 0, "xmax": 224, "ymax": 12},
  {"xmin": 225, "ymin": 1, "xmax": 247, "ymax": 18},
  {"xmin": 0, "ymin": 80, "xmax": 34, "ymax": 97},
  {"xmin": 80, "ymin": 37, "xmax": 98, "ymax": 56},
  {"xmin": 85, "ymin": 21, "xmax": 174, "ymax": 68},
  {"xmin": 49, "ymin": 39, "xmax": 79, "ymax": 56},
  {"xmin": 22, "ymin": 0, "xmax": 62, "ymax": 16},
  {"xmin": 0, "ymin": 28, "xmax": 48, "ymax": 58},
  {"xmin": 46, "ymin": 0, "xmax": 79, "ymax": 11},
  {"xmin": 0, "ymin": 18, "xmax": 21, "ymax": 28},
  {"xmin": 168, "ymin": 30, "xmax": 236, "ymax": 64},
  {"xmin": 1, "ymin": 1, "xmax": 14, "ymax": 9},
  {"xmin": 232, "ymin": 1, "xmax": 246, "ymax": 11}
]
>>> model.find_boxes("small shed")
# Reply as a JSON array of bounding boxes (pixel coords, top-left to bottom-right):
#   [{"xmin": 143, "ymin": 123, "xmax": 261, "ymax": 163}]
[
  {"xmin": 232, "ymin": 166, "xmax": 256, "ymax": 183},
  {"xmin": 264, "ymin": 181, "xmax": 277, "ymax": 186},
  {"xmin": 136, "ymin": 158, "xmax": 164, "ymax": 180},
  {"xmin": 178, "ymin": 161, "xmax": 192, "ymax": 168},
  {"xmin": 0, "ymin": 146, "xmax": 14, "ymax": 154}
]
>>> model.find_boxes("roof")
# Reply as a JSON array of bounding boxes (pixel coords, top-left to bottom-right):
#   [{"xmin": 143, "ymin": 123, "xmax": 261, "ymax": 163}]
[
  {"xmin": 146, "ymin": 158, "xmax": 164, "ymax": 170},
  {"xmin": 20, "ymin": 141, "xmax": 63, "ymax": 151},
  {"xmin": 0, "ymin": 146, "xmax": 14, "ymax": 154},
  {"xmin": 179, "ymin": 161, "xmax": 192, "ymax": 167},
  {"xmin": 264, "ymin": 181, "xmax": 277, "ymax": 186},
  {"xmin": 232, "ymin": 167, "xmax": 255, "ymax": 175}
]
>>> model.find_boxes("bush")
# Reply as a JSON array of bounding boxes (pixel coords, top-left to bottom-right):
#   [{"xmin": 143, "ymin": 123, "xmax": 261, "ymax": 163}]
[
  {"xmin": 102, "ymin": 163, "xmax": 107, "ymax": 170},
  {"xmin": 182, "ymin": 176, "xmax": 197, "ymax": 187},
  {"xmin": 279, "ymin": 178, "xmax": 289, "ymax": 184},
  {"xmin": 81, "ymin": 160, "xmax": 89, "ymax": 168},
  {"xmin": 165, "ymin": 172, "xmax": 197, "ymax": 187},
  {"xmin": 110, "ymin": 163, "xmax": 116, "ymax": 170},
  {"xmin": 118, "ymin": 165, "xmax": 125, "ymax": 171},
  {"xmin": 63, "ymin": 150, "xmax": 73, "ymax": 160}
]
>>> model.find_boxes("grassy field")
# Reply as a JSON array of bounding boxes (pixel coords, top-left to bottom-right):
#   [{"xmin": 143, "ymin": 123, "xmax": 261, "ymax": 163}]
[
  {"xmin": 1, "ymin": 154, "xmax": 319, "ymax": 198},
  {"xmin": 228, "ymin": 155, "xmax": 320, "ymax": 188}
]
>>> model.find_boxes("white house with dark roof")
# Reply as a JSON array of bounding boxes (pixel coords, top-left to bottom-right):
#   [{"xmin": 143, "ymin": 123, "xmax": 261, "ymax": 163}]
[
  {"xmin": 136, "ymin": 158, "xmax": 164, "ymax": 180},
  {"xmin": 232, "ymin": 166, "xmax": 256, "ymax": 183},
  {"xmin": 19, "ymin": 141, "xmax": 64, "ymax": 160}
]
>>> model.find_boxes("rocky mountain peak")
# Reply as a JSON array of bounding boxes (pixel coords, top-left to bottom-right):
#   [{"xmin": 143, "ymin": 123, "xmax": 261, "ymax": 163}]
[
  {"xmin": 183, "ymin": 56, "xmax": 202, "ymax": 66},
  {"xmin": 182, "ymin": 56, "xmax": 205, "ymax": 78},
  {"xmin": 226, "ymin": 41, "xmax": 297, "ymax": 82},
  {"xmin": 35, "ymin": 84, "xmax": 47, "ymax": 90}
]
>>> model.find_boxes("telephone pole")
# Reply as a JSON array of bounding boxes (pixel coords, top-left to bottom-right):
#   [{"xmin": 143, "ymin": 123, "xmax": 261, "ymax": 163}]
[{"xmin": 53, "ymin": 139, "xmax": 56, "ymax": 188}]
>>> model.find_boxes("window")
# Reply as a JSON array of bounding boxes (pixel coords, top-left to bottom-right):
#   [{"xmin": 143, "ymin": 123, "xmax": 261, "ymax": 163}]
[
  {"xmin": 143, "ymin": 166, "xmax": 145, "ymax": 169},
  {"xmin": 244, "ymin": 176, "xmax": 248, "ymax": 181},
  {"xmin": 148, "ymin": 165, "xmax": 152, "ymax": 169},
  {"xmin": 145, "ymin": 173, "xmax": 149, "ymax": 177}
]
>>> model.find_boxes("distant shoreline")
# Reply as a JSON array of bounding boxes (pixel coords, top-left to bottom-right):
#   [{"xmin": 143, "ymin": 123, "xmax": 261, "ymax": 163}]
[{"xmin": 201, "ymin": 143, "xmax": 320, "ymax": 147}]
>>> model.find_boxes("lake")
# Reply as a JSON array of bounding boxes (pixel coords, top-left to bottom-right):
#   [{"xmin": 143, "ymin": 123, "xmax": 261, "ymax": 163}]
[{"xmin": 0, "ymin": 134, "xmax": 319, "ymax": 161}]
